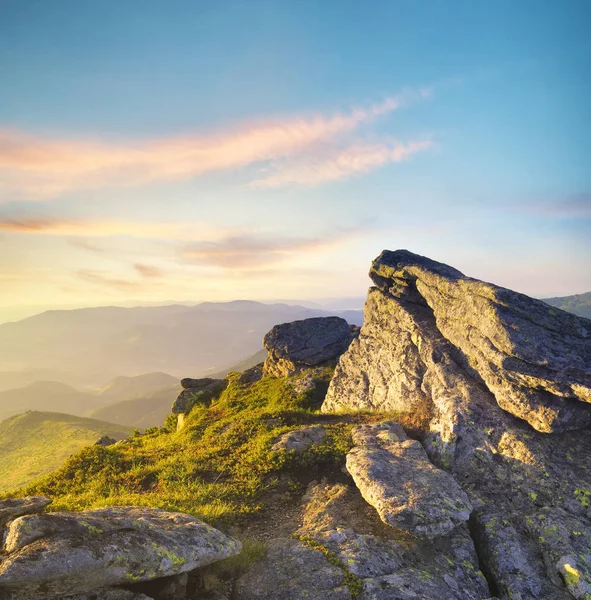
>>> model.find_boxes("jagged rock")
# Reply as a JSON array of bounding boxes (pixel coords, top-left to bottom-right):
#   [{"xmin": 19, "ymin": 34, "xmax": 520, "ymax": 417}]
[
  {"xmin": 367, "ymin": 249, "xmax": 590, "ymax": 433},
  {"xmin": 0, "ymin": 506, "xmax": 241, "ymax": 600},
  {"xmin": 94, "ymin": 436, "xmax": 116, "ymax": 447},
  {"xmin": 271, "ymin": 426, "xmax": 326, "ymax": 453},
  {"xmin": 0, "ymin": 496, "xmax": 51, "ymax": 527},
  {"xmin": 172, "ymin": 378, "xmax": 227, "ymax": 414},
  {"xmin": 294, "ymin": 481, "xmax": 491, "ymax": 599},
  {"xmin": 322, "ymin": 249, "xmax": 591, "ymax": 598},
  {"xmin": 346, "ymin": 422, "xmax": 472, "ymax": 538},
  {"xmin": 263, "ymin": 317, "xmax": 355, "ymax": 377},
  {"xmin": 234, "ymin": 537, "xmax": 352, "ymax": 600}
]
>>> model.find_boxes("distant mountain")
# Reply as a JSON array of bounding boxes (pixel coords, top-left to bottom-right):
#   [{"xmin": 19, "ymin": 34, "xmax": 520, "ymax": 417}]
[
  {"xmin": 211, "ymin": 348, "xmax": 268, "ymax": 378},
  {"xmin": 90, "ymin": 383, "xmax": 180, "ymax": 428},
  {"xmin": 0, "ymin": 411, "xmax": 130, "ymax": 492},
  {"xmin": 96, "ymin": 372, "xmax": 178, "ymax": 402},
  {"xmin": 543, "ymin": 291, "xmax": 591, "ymax": 319},
  {"xmin": 0, "ymin": 301, "xmax": 363, "ymax": 388},
  {"xmin": 0, "ymin": 381, "xmax": 103, "ymax": 422}
]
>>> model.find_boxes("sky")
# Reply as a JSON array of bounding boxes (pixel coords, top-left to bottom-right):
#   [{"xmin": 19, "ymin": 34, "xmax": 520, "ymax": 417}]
[{"xmin": 0, "ymin": 0, "xmax": 590, "ymax": 323}]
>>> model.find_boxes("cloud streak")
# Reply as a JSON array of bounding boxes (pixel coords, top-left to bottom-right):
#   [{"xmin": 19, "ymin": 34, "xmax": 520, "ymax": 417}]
[
  {"xmin": 250, "ymin": 140, "xmax": 432, "ymax": 188},
  {"xmin": 0, "ymin": 89, "xmax": 430, "ymax": 199},
  {"xmin": 0, "ymin": 217, "xmax": 236, "ymax": 241},
  {"xmin": 181, "ymin": 227, "xmax": 367, "ymax": 269}
]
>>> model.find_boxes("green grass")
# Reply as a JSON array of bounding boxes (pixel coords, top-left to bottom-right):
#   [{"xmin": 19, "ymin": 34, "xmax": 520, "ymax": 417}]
[
  {"xmin": 8, "ymin": 369, "xmax": 356, "ymax": 524},
  {"xmin": 0, "ymin": 411, "xmax": 131, "ymax": 493}
]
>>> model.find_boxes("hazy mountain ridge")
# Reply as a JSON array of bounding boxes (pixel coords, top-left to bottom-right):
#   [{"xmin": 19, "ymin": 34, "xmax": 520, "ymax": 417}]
[
  {"xmin": 0, "ymin": 301, "xmax": 363, "ymax": 390},
  {"xmin": 543, "ymin": 290, "xmax": 591, "ymax": 319},
  {"xmin": 0, "ymin": 411, "xmax": 130, "ymax": 493}
]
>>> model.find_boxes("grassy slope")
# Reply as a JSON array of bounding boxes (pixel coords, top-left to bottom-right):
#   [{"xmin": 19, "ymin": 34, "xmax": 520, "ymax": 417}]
[
  {"xmin": 543, "ymin": 291, "xmax": 591, "ymax": 319},
  {"xmin": 0, "ymin": 412, "xmax": 131, "ymax": 493},
  {"xmin": 10, "ymin": 368, "xmax": 426, "ymax": 526}
]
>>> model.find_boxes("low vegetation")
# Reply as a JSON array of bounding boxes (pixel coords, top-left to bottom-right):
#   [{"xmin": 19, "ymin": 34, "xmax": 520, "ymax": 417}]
[
  {"xmin": 0, "ymin": 412, "xmax": 130, "ymax": 493},
  {"xmin": 8, "ymin": 368, "xmax": 419, "ymax": 529}
]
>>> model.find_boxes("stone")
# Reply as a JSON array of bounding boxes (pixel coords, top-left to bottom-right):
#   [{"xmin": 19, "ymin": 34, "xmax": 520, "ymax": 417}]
[
  {"xmin": 0, "ymin": 496, "xmax": 51, "ymax": 527},
  {"xmin": 0, "ymin": 506, "xmax": 241, "ymax": 600},
  {"xmin": 322, "ymin": 249, "xmax": 591, "ymax": 598},
  {"xmin": 346, "ymin": 422, "xmax": 472, "ymax": 538},
  {"xmin": 263, "ymin": 316, "xmax": 355, "ymax": 377},
  {"xmin": 94, "ymin": 436, "xmax": 116, "ymax": 447},
  {"xmin": 234, "ymin": 537, "xmax": 352, "ymax": 600},
  {"xmin": 271, "ymin": 426, "xmax": 326, "ymax": 453},
  {"xmin": 371, "ymin": 249, "xmax": 591, "ymax": 433},
  {"xmin": 57, "ymin": 590, "xmax": 153, "ymax": 600},
  {"xmin": 171, "ymin": 379, "xmax": 227, "ymax": 414},
  {"xmin": 293, "ymin": 481, "xmax": 490, "ymax": 599}
]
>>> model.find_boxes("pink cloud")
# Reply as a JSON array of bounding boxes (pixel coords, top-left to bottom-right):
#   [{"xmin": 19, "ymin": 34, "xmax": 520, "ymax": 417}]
[
  {"xmin": 0, "ymin": 90, "xmax": 430, "ymax": 200},
  {"xmin": 250, "ymin": 140, "xmax": 433, "ymax": 188}
]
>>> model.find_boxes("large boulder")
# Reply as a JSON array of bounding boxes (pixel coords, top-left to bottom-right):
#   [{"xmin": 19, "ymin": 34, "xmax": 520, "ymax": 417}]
[
  {"xmin": 346, "ymin": 422, "xmax": 472, "ymax": 538},
  {"xmin": 337, "ymin": 249, "xmax": 591, "ymax": 434},
  {"xmin": 322, "ymin": 249, "xmax": 591, "ymax": 599},
  {"xmin": 171, "ymin": 378, "xmax": 227, "ymax": 415},
  {"xmin": 235, "ymin": 537, "xmax": 352, "ymax": 600},
  {"xmin": 263, "ymin": 316, "xmax": 356, "ymax": 378},
  {"xmin": 0, "ymin": 506, "xmax": 241, "ymax": 600},
  {"xmin": 0, "ymin": 496, "xmax": 51, "ymax": 528}
]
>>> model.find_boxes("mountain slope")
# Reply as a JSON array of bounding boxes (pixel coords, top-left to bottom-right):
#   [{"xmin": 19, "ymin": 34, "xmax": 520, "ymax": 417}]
[
  {"xmin": 90, "ymin": 383, "xmax": 181, "ymax": 428},
  {"xmin": 0, "ymin": 301, "xmax": 363, "ymax": 387},
  {"xmin": 0, "ymin": 411, "xmax": 130, "ymax": 492},
  {"xmin": 96, "ymin": 372, "xmax": 178, "ymax": 402},
  {"xmin": 543, "ymin": 291, "xmax": 591, "ymax": 319},
  {"xmin": 0, "ymin": 381, "xmax": 103, "ymax": 422}
]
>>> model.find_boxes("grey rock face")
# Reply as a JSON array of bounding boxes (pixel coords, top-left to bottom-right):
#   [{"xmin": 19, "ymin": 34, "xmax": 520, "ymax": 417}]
[
  {"xmin": 295, "ymin": 481, "xmax": 491, "ymax": 600},
  {"xmin": 373, "ymin": 249, "xmax": 591, "ymax": 433},
  {"xmin": 263, "ymin": 317, "xmax": 355, "ymax": 377},
  {"xmin": 0, "ymin": 506, "xmax": 241, "ymax": 600},
  {"xmin": 271, "ymin": 426, "xmax": 327, "ymax": 453},
  {"xmin": 57, "ymin": 590, "xmax": 154, "ymax": 600},
  {"xmin": 322, "ymin": 249, "xmax": 591, "ymax": 598},
  {"xmin": 0, "ymin": 496, "xmax": 51, "ymax": 527},
  {"xmin": 171, "ymin": 378, "xmax": 227, "ymax": 414},
  {"xmin": 234, "ymin": 537, "xmax": 352, "ymax": 600},
  {"xmin": 94, "ymin": 436, "xmax": 116, "ymax": 447},
  {"xmin": 346, "ymin": 422, "xmax": 472, "ymax": 537}
]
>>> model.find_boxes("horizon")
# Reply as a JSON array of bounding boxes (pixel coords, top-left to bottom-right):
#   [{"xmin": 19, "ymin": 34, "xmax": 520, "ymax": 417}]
[{"xmin": 1, "ymin": 0, "xmax": 590, "ymax": 324}]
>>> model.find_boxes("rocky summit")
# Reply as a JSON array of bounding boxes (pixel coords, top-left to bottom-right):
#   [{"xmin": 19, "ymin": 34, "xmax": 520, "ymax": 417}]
[{"xmin": 2, "ymin": 249, "xmax": 590, "ymax": 600}]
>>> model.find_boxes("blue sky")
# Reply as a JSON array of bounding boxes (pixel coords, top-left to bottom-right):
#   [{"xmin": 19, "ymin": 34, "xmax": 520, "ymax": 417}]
[{"xmin": 0, "ymin": 0, "xmax": 590, "ymax": 321}]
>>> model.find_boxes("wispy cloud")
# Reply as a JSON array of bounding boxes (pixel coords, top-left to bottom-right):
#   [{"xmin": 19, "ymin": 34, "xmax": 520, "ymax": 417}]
[
  {"xmin": 524, "ymin": 194, "xmax": 591, "ymax": 218},
  {"xmin": 0, "ymin": 88, "xmax": 431, "ymax": 199},
  {"xmin": 76, "ymin": 270, "xmax": 147, "ymax": 292},
  {"xmin": 181, "ymin": 227, "xmax": 368, "ymax": 269},
  {"xmin": 134, "ymin": 263, "xmax": 164, "ymax": 278},
  {"xmin": 250, "ymin": 140, "xmax": 432, "ymax": 188},
  {"xmin": 0, "ymin": 217, "xmax": 235, "ymax": 241}
]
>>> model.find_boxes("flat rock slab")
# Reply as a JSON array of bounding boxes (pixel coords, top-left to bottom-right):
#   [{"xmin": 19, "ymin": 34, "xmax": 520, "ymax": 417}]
[
  {"xmin": 346, "ymin": 423, "xmax": 472, "ymax": 538},
  {"xmin": 235, "ymin": 537, "xmax": 351, "ymax": 600},
  {"xmin": 58, "ymin": 590, "xmax": 154, "ymax": 600},
  {"xmin": 0, "ymin": 496, "xmax": 51, "ymax": 527},
  {"xmin": 271, "ymin": 426, "xmax": 326, "ymax": 453},
  {"xmin": 0, "ymin": 506, "xmax": 241, "ymax": 600}
]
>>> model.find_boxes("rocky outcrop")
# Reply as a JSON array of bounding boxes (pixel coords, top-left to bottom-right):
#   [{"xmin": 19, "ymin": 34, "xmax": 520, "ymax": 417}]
[
  {"xmin": 325, "ymin": 249, "xmax": 591, "ymax": 433},
  {"xmin": 322, "ymin": 249, "xmax": 591, "ymax": 599},
  {"xmin": 171, "ymin": 378, "xmax": 227, "ymax": 415},
  {"xmin": 271, "ymin": 425, "xmax": 326, "ymax": 453},
  {"xmin": 346, "ymin": 422, "xmax": 472, "ymax": 538},
  {"xmin": 263, "ymin": 317, "xmax": 357, "ymax": 378},
  {"xmin": 95, "ymin": 436, "xmax": 116, "ymax": 447},
  {"xmin": 0, "ymin": 505, "xmax": 241, "ymax": 600},
  {"xmin": 0, "ymin": 497, "xmax": 51, "ymax": 528},
  {"xmin": 235, "ymin": 537, "xmax": 352, "ymax": 600}
]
